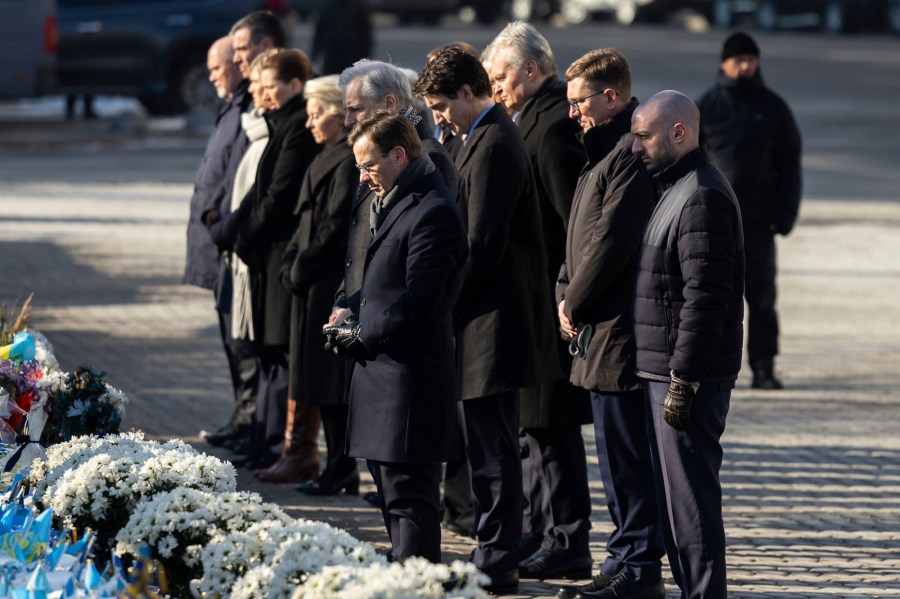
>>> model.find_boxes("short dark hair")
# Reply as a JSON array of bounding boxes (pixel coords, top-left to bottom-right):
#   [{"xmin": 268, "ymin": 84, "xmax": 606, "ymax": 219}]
[
  {"xmin": 426, "ymin": 41, "xmax": 478, "ymax": 62},
  {"xmin": 413, "ymin": 46, "xmax": 491, "ymax": 99},
  {"xmin": 348, "ymin": 110, "xmax": 422, "ymax": 161},
  {"xmin": 261, "ymin": 49, "xmax": 312, "ymax": 84},
  {"xmin": 565, "ymin": 48, "xmax": 632, "ymax": 99},
  {"xmin": 231, "ymin": 11, "xmax": 286, "ymax": 48}
]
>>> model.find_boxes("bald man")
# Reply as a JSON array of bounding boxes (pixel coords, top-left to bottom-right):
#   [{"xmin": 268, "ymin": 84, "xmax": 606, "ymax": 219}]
[
  {"xmin": 629, "ymin": 91, "xmax": 745, "ymax": 599},
  {"xmin": 186, "ymin": 35, "xmax": 257, "ymax": 448}
]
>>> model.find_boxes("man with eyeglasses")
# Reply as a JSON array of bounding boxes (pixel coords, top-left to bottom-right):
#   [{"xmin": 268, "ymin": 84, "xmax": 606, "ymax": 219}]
[
  {"xmin": 485, "ymin": 21, "xmax": 593, "ymax": 582},
  {"xmin": 324, "ymin": 111, "xmax": 468, "ymax": 563},
  {"xmin": 556, "ymin": 49, "xmax": 664, "ymax": 599},
  {"xmin": 414, "ymin": 47, "xmax": 562, "ymax": 595}
]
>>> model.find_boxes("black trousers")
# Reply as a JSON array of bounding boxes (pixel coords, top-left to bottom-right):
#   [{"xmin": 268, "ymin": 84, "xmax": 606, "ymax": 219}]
[
  {"xmin": 590, "ymin": 390, "xmax": 664, "ymax": 583},
  {"xmin": 461, "ymin": 390, "xmax": 522, "ymax": 572},
  {"xmin": 520, "ymin": 425, "xmax": 591, "ymax": 556},
  {"xmin": 369, "ymin": 460, "xmax": 443, "ymax": 563},
  {"xmin": 216, "ymin": 307, "xmax": 258, "ymax": 433},
  {"xmin": 645, "ymin": 380, "xmax": 732, "ymax": 599},
  {"xmin": 744, "ymin": 223, "xmax": 779, "ymax": 366},
  {"xmin": 320, "ymin": 403, "xmax": 357, "ymax": 479},
  {"xmin": 441, "ymin": 426, "xmax": 476, "ymax": 534}
]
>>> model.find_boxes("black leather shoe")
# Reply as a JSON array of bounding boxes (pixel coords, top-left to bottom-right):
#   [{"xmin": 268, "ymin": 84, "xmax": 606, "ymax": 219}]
[
  {"xmin": 575, "ymin": 572, "xmax": 664, "ymax": 599},
  {"xmin": 752, "ymin": 368, "xmax": 784, "ymax": 389},
  {"xmin": 481, "ymin": 569, "xmax": 519, "ymax": 595},
  {"xmin": 519, "ymin": 548, "xmax": 592, "ymax": 580},
  {"xmin": 201, "ymin": 426, "xmax": 235, "ymax": 447},
  {"xmin": 362, "ymin": 490, "xmax": 381, "ymax": 507},
  {"xmin": 225, "ymin": 435, "xmax": 254, "ymax": 455},
  {"xmin": 441, "ymin": 519, "xmax": 476, "ymax": 538},
  {"xmin": 557, "ymin": 572, "xmax": 615, "ymax": 599},
  {"xmin": 233, "ymin": 450, "xmax": 279, "ymax": 470},
  {"xmin": 514, "ymin": 532, "xmax": 542, "ymax": 562}
]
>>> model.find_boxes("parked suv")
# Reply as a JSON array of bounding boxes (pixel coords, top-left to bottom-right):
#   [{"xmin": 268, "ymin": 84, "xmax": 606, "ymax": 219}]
[{"xmin": 57, "ymin": 0, "xmax": 289, "ymax": 115}]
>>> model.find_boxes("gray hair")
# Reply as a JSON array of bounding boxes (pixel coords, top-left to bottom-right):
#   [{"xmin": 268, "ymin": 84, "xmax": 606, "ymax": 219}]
[
  {"xmin": 338, "ymin": 59, "xmax": 416, "ymax": 107},
  {"xmin": 398, "ymin": 67, "xmax": 426, "ymax": 113},
  {"xmin": 490, "ymin": 21, "xmax": 556, "ymax": 76}
]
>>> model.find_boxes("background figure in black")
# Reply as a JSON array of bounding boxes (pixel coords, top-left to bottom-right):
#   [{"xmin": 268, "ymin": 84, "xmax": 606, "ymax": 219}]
[
  {"xmin": 311, "ymin": 0, "xmax": 373, "ymax": 76},
  {"xmin": 485, "ymin": 22, "xmax": 592, "ymax": 580},
  {"xmin": 697, "ymin": 32, "xmax": 802, "ymax": 390}
]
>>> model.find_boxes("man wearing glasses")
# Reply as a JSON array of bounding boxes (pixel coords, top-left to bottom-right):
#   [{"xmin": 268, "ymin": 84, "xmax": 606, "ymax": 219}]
[
  {"xmin": 556, "ymin": 49, "xmax": 665, "ymax": 599},
  {"xmin": 324, "ymin": 111, "xmax": 468, "ymax": 563}
]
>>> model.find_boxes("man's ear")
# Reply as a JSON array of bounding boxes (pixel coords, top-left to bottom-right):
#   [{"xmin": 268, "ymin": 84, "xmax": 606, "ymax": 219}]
[
  {"xmin": 671, "ymin": 122, "xmax": 686, "ymax": 145},
  {"xmin": 524, "ymin": 59, "xmax": 538, "ymax": 79},
  {"xmin": 459, "ymin": 84, "xmax": 473, "ymax": 102},
  {"xmin": 384, "ymin": 94, "xmax": 399, "ymax": 111}
]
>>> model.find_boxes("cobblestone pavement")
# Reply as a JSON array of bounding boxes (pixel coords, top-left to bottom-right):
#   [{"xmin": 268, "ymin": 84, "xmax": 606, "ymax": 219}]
[{"xmin": 1, "ymin": 136, "xmax": 899, "ymax": 598}]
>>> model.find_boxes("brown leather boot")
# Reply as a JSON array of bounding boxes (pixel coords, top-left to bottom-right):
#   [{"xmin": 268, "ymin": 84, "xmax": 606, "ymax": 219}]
[{"xmin": 255, "ymin": 398, "xmax": 321, "ymax": 483}]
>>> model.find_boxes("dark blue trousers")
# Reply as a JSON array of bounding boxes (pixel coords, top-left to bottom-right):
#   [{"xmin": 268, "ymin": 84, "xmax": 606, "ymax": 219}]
[
  {"xmin": 369, "ymin": 460, "xmax": 443, "ymax": 563},
  {"xmin": 645, "ymin": 381, "xmax": 732, "ymax": 599},
  {"xmin": 591, "ymin": 390, "xmax": 664, "ymax": 583},
  {"xmin": 461, "ymin": 390, "xmax": 522, "ymax": 572}
]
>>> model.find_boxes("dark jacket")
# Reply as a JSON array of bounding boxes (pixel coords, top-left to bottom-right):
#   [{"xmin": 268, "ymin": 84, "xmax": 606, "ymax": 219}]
[
  {"xmin": 311, "ymin": 0, "xmax": 372, "ymax": 75},
  {"xmin": 233, "ymin": 94, "xmax": 321, "ymax": 348},
  {"xmin": 183, "ymin": 82, "xmax": 251, "ymax": 290},
  {"xmin": 346, "ymin": 157, "xmax": 468, "ymax": 463},
  {"xmin": 334, "ymin": 114, "xmax": 459, "ymax": 316},
  {"xmin": 282, "ymin": 140, "xmax": 357, "ymax": 405},
  {"xmin": 557, "ymin": 99, "xmax": 657, "ymax": 393},
  {"xmin": 454, "ymin": 103, "xmax": 562, "ymax": 400},
  {"xmin": 516, "ymin": 77, "xmax": 590, "ymax": 428},
  {"xmin": 697, "ymin": 70, "xmax": 802, "ymax": 234},
  {"xmin": 634, "ymin": 148, "xmax": 745, "ymax": 383}
]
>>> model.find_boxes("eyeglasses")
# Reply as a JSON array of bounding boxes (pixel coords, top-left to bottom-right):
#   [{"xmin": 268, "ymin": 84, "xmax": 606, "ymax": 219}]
[
  {"xmin": 568, "ymin": 89, "xmax": 612, "ymax": 111},
  {"xmin": 355, "ymin": 151, "xmax": 389, "ymax": 175}
]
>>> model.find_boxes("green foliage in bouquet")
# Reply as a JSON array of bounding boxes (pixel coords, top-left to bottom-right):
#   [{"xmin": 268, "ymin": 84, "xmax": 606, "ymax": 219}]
[{"xmin": 43, "ymin": 366, "xmax": 125, "ymax": 443}]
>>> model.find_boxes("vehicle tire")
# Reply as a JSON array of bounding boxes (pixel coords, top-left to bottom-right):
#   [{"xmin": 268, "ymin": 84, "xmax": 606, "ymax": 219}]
[
  {"xmin": 755, "ymin": 0, "xmax": 778, "ymax": 30},
  {"xmin": 713, "ymin": 0, "xmax": 734, "ymax": 27},
  {"xmin": 615, "ymin": 0, "xmax": 638, "ymax": 24},
  {"xmin": 823, "ymin": 0, "xmax": 846, "ymax": 33},
  {"xmin": 561, "ymin": 1, "xmax": 589, "ymax": 23}
]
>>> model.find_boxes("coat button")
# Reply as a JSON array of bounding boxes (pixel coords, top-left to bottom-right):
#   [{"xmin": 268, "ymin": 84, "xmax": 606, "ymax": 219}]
[
  {"xmin": 361, "ymin": 298, "xmax": 366, "ymax": 306},
  {"xmin": 345, "ymin": 258, "xmax": 352, "ymax": 266},
  {"xmin": 351, "ymin": 218, "xmax": 357, "ymax": 225}
]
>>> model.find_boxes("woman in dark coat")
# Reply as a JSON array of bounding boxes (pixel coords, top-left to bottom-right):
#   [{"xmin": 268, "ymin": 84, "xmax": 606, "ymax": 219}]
[
  {"xmin": 232, "ymin": 49, "xmax": 320, "ymax": 469},
  {"xmin": 256, "ymin": 75, "xmax": 359, "ymax": 488}
]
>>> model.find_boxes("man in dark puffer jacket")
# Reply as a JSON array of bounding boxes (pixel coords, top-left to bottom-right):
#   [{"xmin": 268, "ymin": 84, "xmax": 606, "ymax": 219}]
[
  {"xmin": 697, "ymin": 32, "xmax": 802, "ymax": 389},
  {"xmin": 631, "ymin": 90, "xmax": 744, "ymax": 599}
]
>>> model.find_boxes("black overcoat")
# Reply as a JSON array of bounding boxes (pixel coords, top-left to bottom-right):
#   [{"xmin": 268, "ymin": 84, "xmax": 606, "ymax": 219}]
[
  {"xmin": 556, "ymin": 100, "xmax": 657, "ymax": 393},
  {"xmin": 454, "ymin": 103, "xmax": 562, "ymax": 400},
  {"xmin": 281, "ymin": 140, "xmax": 357, "ymax": 405},
  {"xmin": 346, "ymin": 160, "xmax": 468, "ymax": 463},
  {"xmin": 234, "ymin": 95, "xmax": 321, "ymax": 348},
  {"xmin": 516, "ymin": 77, "xmax": 591, "ymax": 428}
]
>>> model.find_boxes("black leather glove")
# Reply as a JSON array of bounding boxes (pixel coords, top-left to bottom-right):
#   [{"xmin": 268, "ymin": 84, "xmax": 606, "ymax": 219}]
[
  {"xmin": 323, "ymin": 317, "xmax": 368, "ymax": 360},
  {"xmin": 664, "ymin": 371, "xmax": 698, "ymax": 431}
]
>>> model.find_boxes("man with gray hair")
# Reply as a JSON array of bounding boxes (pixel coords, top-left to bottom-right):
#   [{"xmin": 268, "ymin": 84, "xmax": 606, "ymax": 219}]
[
  {"xmin": 631, "ymin": 90, "xmax": 745, "ymax": 599},
  {"xmin": 486, "ymin": 22, "xmax": 593, "ymax": 580}
]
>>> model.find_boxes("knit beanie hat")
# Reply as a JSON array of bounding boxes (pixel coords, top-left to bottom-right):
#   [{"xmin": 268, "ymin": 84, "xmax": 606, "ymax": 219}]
[{"xmin": 721, "ymin": 32, "xmax": 760, "ymax": 61}]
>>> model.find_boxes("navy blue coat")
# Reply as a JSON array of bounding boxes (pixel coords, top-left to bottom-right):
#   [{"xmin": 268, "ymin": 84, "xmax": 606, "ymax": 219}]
[
  {"xmin": 183, "ymin": 82, "xmax": 251, "ymax": 290},
  {"xmin": 346, "ymin": 159, "xmax": 468, "ymax": 463}
]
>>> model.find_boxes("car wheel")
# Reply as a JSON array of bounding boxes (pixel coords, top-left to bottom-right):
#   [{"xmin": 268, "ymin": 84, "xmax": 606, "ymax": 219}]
[
  {"xmin": 615, "ymin": 0, "xmax": 638, "ymax": 24},
  {"xmin": 755, "ymin": 0, "xmax": 778, "ymax": 30},
  {"xmin": 173, "ymin": 58, "xmax": 218, "ymax": 115},
  {"xmin": 713, "ymin": 0, "xmax": 734, "ymax": 28},
  {"xmin": 823, "ymin": 0, "xmax": 846, "ymax": 33}
]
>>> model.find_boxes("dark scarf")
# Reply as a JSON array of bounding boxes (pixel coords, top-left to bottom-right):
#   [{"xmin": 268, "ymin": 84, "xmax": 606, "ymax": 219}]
[{"xmin": 369, "ymin": 153, "xmax": 436, "ymax": 235}]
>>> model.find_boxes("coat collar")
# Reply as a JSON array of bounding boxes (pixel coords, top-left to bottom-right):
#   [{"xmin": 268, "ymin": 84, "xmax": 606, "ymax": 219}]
[
  {"xmin": 215, "ymin": 79, "xmax": 251, "ymax": 124},
  {"xmin": 264, "ymin": 94, "xmax": 306, "ymax": 131},
  {"xmin": 581, "ymin": 97, "xmax": 638, "ymax": 167},
  {"xmin": 716, "ymin": 68, "xmax": 765, "ymax": 94},
  {"xmin": 651, "ymin": 147, "xmax": 710, "ymax": 192},
  {"xmin": 454, "ymin": 103, "xmax": 504, "ymax": 170},
  {"xmin": 515, "ymin": 76, "xmax": 567, "ymax": 140},
  {"xmin": 368, "ymin": 155, "xmax": 438, "ymax": 247}
]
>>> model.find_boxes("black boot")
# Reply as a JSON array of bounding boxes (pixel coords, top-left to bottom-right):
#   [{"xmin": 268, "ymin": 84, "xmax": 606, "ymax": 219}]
[{"xmin": 751, "ymin": 359, "xmax": 783, "ymax": 390}]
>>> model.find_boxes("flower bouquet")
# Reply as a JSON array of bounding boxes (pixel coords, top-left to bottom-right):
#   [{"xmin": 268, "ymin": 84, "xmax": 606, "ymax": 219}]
[{"xmin": 40, "ymin": 366, "xmax": 128, "ymax": 444}]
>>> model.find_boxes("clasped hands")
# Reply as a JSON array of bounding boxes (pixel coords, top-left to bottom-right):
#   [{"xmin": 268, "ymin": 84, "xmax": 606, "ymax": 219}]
[{"xmin": 323, "ymin": 309, "xmax": 368, "ymax": 359}]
